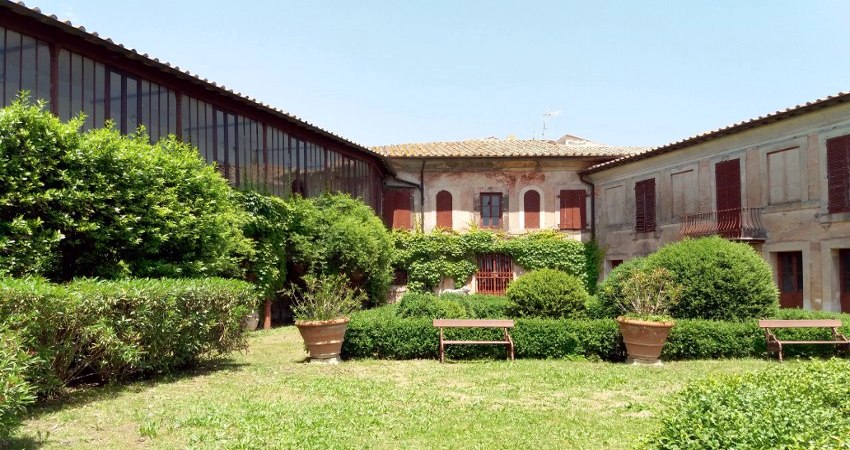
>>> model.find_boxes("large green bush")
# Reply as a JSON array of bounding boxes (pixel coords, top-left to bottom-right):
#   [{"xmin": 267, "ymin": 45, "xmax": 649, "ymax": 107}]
[
  {"xmin": 0, "ymin": 328, "xmax": 36, "ymax": 441},
  {"xmin": 647, "ymin": 359, "xmax": 850, "ymax": 449},
  {"xmin": 597, "ymin": 237, "xmax": 778, "ymax": 320},
  {"xmin": 286, "ymin": 193, "xmax": 393, "ymax": 306},
  {"xmin": 0, "ymin": 100, "xmax": 251, "ymax": 281},
  {"xmin": 0, "ymin": 277, "xmax": 256, "ymax": 395},
  {"xmin": 506, "ymin": 269, "xmax": 589, "ymax": 319},
  {"xmin": 238, "ymin": 191, "xmax": 288, "ymax": 304},
  {"xmin": 397, "ymin": 292, "xmax": 466, "ymax": 319}
]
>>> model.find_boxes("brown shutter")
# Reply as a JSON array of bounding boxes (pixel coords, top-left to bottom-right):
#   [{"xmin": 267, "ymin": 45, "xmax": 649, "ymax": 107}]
[
  {"xmin": 523, "ymin": 190, "xmax": 540, "ymax": 229},
  {"xmin": 645, "ymin": 179, "xmax": 656, "ymax": 232},
  {"xmin": 715, "ymin": 159, "xmax": 742, "ymax": 211},
  {"xmin": 634, "ymin": 181, "xmax": 646, "ymax": 232},
  {"xmin": 382, "ymin": 189, "xmax": 412, "ymax": 230},
  {"xmin": 436, "ymin": 190, "xmax": 453, "ymax": 229},
  {"xmin": 827, "ymin": 136, "xmax": 850, "ymax": 213},
  {"xmin": 560, "ymin": 189, "xmax": 585, "ymax": 230}
]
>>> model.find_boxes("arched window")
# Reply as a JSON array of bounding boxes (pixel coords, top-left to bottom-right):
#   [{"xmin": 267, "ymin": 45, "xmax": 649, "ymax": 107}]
[
  {"xmin": 436, "ymin": 190, "xmax": 453, "ymax": 229},
  {"xmin": 524, "ymin": 190, "xmax": 540, "ymax": 229}
]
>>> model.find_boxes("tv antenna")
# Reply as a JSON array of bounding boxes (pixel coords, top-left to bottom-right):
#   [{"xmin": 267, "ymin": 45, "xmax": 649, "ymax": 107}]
[{"xmin": 542, "ymin": 110, "xmax": 562, "ymax": 139}]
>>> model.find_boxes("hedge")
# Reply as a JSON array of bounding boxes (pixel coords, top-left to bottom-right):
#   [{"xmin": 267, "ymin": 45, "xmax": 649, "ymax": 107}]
[
  {"xmin": 0, "ymin": 277, "xmax": 256, "ymax": 396},
  {"xmin": 506, "ymin": 269, "xmax": 589, "ymax": 319},
  {"xmin": 0, "ymin": 328, "xmax": 36, "ymax": 441},
  {"xmin": 647, "ymin": 359, "xmax": 850, "ymax": 449},
  {"xmin": 342, "ymin": 305, "xmax": 850, "ymax": 361}
]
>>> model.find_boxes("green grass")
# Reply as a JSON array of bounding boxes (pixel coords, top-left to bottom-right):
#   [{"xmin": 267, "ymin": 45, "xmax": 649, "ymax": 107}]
[{"xmin": 9, "ymin": 327, "xmax": 774, "ymax": 449}]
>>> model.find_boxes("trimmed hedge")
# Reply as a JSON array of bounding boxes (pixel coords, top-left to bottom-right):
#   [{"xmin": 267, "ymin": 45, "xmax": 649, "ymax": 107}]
[
  {"xmin": 647, "ymin": 359, "xmax": 850, "ymax": 449},
  {"xmin": 342, "ymin": 305, "xmax": 850, "ymax": 361},
  {"xmin": 0, "ymin": 277, "xmax": 256, "ymax": 395},
  {"xmin": 0, "ymin": 328, "xmax": 36, "ymax": 441}
]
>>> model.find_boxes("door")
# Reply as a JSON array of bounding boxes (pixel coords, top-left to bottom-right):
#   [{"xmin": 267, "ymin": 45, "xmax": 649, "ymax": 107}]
[
  {"xmin": 840, "ymin": 250, "xmax": 850, "ymax": 313},
  {"xmin": 715, "ymin": 159, "xmax": 742, "ymax": 238},
  {"xmin": 523, "ymin": 190, "xmax": 540, "ymax": 229},
  {"xmin": 777, "ymin": 251, "xmax": 803, "ymax": 309}
]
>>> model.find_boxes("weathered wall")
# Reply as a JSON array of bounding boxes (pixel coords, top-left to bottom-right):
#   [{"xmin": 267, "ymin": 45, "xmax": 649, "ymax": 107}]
[{"xmin": 588, "ymin": 101, "xmax": 850, "ymax": 312}]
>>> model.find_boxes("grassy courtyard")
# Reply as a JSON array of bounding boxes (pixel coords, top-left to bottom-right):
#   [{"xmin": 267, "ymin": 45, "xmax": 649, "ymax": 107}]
[{"xmin": 9, "ymin": 327, "xmax": 773, "ymax": 450}]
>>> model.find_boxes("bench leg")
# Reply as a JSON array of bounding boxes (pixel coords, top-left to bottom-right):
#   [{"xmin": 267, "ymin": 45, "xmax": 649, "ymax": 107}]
[
  {"xmin": 777, "ymin": 342, "xmax": 784, "ymax": 363},
  {"xmin": 439, "ymin": 328, "xmax": 445, "ymax": 363}
]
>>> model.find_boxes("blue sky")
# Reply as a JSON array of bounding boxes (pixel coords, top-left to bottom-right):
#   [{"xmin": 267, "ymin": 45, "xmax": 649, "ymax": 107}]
[{"xmin": 26, "ymin": 0, "xmax": 850, "ymax": 147}]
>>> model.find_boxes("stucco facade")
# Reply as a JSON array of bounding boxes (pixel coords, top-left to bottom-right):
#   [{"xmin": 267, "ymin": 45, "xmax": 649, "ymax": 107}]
[{"xmin": 585, "ymin": 100, "xmax": 850, "ymax": 313}]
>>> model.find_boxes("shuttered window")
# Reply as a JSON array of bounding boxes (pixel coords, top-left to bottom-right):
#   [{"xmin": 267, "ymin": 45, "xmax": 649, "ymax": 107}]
[
  {"xmin": 559, "ymin": 189, "xmax": 586, "ymax": 230},
  {"xmin": 436, "ymin": 190, "xmax": 453, "ymax": 229},
  {"xmin": 827, "ymin": 135, "xmax": 850, "ymax": 214},
  {"xmin": 382, "ymin": 189, "xmax": 412, "ymax": 230},
  {"xmin": 523, "ymin": 190, "xmax": 540, "ymax": 229},
  {"xmin": 634, "ymin": 178, "xmax": 656, "ymax": 233},
  {"xmin": 480, "ymin": 192, "xmax": 503, "ymax": 228}
]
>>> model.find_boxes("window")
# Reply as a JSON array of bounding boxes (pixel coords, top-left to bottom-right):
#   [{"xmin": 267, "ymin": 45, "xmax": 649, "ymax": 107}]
[
  {"xmin": 382, "ymin": 189, "xmax": 412, "ymax": 230},
  {"xmin": 827, "ymin": 135, "xmax": 850, "ymax": 213},
  {"xmin": 436, "ymin": 190, "xmax": 453, "ymax": 229},
  {"xmin": 481, "ymin": 192, "xmax": 503, "ymax": 228},
  {"xmin": 523, "ymin": 190, "xmax": 540, "ymax": 229},
  {"xmin": 559, "ymin": 189, "xmax": 586, "ymax": 230},
  {"xmin": 476, "ymin": 254, "xmax": 513, "ymax": 294},
  {"xmin": 767, "ymin": 147, "xmax": 801, "ymax": 205},
  {"xmin": 634, "ymin": 178, "xmax": 656, "ymax": 233}
]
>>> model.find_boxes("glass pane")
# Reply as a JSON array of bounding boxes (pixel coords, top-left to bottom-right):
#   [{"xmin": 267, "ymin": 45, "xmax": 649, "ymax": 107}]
[
  {"xmin": 82, "ymin": 57, "xmax": 95, "ymax": 130},
  {"xmin": 139, "ymin": 80, "xmax": 151, "ymax": 138},
  {"xmin": 5, "ymin": 30, "xmax": 21, "ymax": 106},
  {"xmin": 93, "ymin": 63, "xmax": 105, "ymax": 128},
  {"xmin": 167, "ymin": 91, "xmax": 176, "ymax": 135},
  {"xmin": 109, "ymin": 71, "xmax": 122, "ymax": 129},
  {"xmin": 126, "ymin": 77, "xmax": 138, "ymax": 134},
  {"xmin": 0, "ymin": 27, "xmax": 5, "ymax": 105},
  {"xmin": 70, "ymin": 53, "xmax": 83, "ymax": 123},
  {"xmin": 20, "ymin": 35, "xmax": 36, "ymax": 102},
  {"xmin": 36, "ymin": 42, "xmax": 50, "ymax": 103},
  {"xmin": 204, "ymin": 102, "xmax": 213, "ymax": 162}
]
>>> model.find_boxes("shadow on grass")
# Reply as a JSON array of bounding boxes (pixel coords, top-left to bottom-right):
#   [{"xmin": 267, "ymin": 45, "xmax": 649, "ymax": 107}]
[{"xmin": 24, "ymin": 357, "xmax": 248, "ymax": 418}]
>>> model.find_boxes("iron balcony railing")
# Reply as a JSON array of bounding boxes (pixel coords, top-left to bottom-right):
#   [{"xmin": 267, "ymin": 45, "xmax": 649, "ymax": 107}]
[{"xmin": 680, "ymin": 207, "xmax": 766, "ymax": 241}]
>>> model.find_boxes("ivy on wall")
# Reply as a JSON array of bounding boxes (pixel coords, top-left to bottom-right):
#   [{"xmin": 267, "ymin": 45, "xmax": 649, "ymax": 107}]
[{"xmin": 391, "ymin": 229, "xmax": 603, "ymax": 294}]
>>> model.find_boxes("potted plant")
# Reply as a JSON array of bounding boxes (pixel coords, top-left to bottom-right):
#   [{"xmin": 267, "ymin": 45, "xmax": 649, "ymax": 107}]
[
  {"xmin": 614, "ymin": 267, "xmax": 682, "ymax": 365},
  {"xmin": 288, "ymin": 273, "xmax": 364, "ymax": 363}
]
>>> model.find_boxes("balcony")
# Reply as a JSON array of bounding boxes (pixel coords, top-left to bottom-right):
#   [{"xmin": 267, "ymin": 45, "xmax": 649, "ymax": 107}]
[{"xmin": 680, "ymin": 208, "xmax": 766, "ymax": 241}]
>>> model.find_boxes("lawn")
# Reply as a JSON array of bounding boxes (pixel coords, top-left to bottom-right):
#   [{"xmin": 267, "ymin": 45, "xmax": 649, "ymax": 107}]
[{"xmin": 9, "ymin": 327, "xmax": 773, "ymax": 450}]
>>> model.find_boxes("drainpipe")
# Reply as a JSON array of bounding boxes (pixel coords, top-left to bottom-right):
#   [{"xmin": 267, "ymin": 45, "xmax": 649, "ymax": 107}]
[
  {"xmin": 419, "ymin": 160, "xmax": 426, "ymax": 232},
  {"xmin": 579, "ymin": 172, "xmax": 596, "ymax": 241}
]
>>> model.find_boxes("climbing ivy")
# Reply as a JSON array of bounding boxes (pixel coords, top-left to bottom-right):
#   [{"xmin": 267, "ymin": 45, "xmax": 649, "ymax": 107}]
[{"xmin": 391, "ymin": 229, "xmax": 601, "ymax": 294}]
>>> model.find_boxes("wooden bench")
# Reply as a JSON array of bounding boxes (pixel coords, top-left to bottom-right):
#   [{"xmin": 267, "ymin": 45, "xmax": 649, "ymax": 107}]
[
  {"xmin": 759, "ymin": 319, "xmax": 850, "ymax": 362},
  {"xmin": 433, "ymin": 319, "xmax": 515, "ymax": 363}
]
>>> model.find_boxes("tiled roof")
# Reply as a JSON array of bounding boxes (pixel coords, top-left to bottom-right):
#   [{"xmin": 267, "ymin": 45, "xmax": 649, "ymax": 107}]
[
  {"xmin": 584, "ymin": 90, "xmax": 850, "ymax": 174},
  {"xmin": 6, "ymin": 1, "xmax": 393, "ymax": 173},
  {"xmin": 373, "ymin": 137, "xmax": 648, "ymax": 159}
]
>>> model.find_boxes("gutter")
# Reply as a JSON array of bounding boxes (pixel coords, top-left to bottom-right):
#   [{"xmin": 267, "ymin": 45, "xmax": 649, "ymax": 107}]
[
  {"xmin": 579, "ymin": 172, "xmax": 596, "ymax": 241},
  {"xmin": 419, "ymin": 160, "xmax": 426, "ymax": 232}
]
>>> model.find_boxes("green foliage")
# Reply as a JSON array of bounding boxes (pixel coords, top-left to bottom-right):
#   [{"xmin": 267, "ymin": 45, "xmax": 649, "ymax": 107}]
[
  {"xmin": 286, "ymin": 193, "xmax": 393, "ymax": 306},
  {"xmin": 238, "ymin": 191, "xmax": 288, "ymax": 302},
  {"xmin": 0, "ymin": 277, "xmax": 256, "ymax": 395},
  {"xmin": 391, "ymin": 229, "xmax": 597, "ymax": 293},
  {"xmin": 597, "ymin": 257, "xmax": 648, "ymax": 318},
  {"xmin": 506, "ymin": 269, "xmax": 589, "ymax": 319},
  {"xmin": 597, "ymin": 238, "xmax": 779, "ymax": 321},
  {"xmin": 288, "ymin": 274, "xmax": 365, "ymax": 322},
  {"xmin": 647, "ymin": 359, "xmax": 850, "ymax": 449},
  {"xmin": 0, "ymin": 328, "xmax": 36, "ymax": 441},
  {"xmin": 396, "ymin": 292, "xmax": 466, "ymax": 319},
  {"xmin": 583, "ymin": 240, "xmax": 604, "ymax": 294},
  {"xmin": 616, "ymin": 267, "xmax": 682, "ymax": 322},
  {"xmin": 439, "ymin": 293, "xmax": 512, "ymax": 319},
  {"xmin": 0, "ymin": 99, "xmax": 251, "ymax": 281}
]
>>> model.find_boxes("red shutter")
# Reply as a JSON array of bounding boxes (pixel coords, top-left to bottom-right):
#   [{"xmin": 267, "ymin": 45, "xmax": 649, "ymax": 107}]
[
  {"xmin": 715, "ymin": 159, "xmax": 741, "ymax": 211},
  {"xmin": 560, "ymin": 190, "xmax": 585, "ymax": 230},
  {"xmin": 827, "ymin": 136, "xmax": 850, "ymax": 213},
  {"xmin": 382, "ymin": 189, "xmax": 412, "ymax": 230},
  {"xmin": 436, "ymin": 190, "xmax": 453, "ymax": 229},
  {"xmin": 634, "ymin": 181, "xmax": 645, "ymax": 232},
  {"xmin": 523, "ymin": 190, "xmax": 540, "ymax": 229}
]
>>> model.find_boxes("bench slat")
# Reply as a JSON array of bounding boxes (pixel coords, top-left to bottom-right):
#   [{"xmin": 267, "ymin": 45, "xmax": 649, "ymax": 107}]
[
  {"xmin": 442, "ymin": 340, "xmax": 510, "ymax": 345},
  {"xmin": 433, "ymin": 319, "xmax": 514, "ymax": 328},
  {"xmin": 772, "ymin": 340, "xmax": 849, "ymax": 345},
  {"xmin": 758, "ymin": 319, "xmax": 843, "ymax": 328}
]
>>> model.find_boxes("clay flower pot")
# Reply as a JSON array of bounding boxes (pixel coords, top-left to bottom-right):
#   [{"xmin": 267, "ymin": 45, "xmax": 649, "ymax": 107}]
[
  {"xmin": 617, "ymin": 317, "xmax": 674, "ymax": 365},
  {"xmin": 295, "ymin": 317, "xmax": 350, "ymax": 363}
]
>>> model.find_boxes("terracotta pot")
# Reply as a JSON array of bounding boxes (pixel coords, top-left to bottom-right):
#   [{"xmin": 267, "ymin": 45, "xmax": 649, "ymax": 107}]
[
  {"xmin": 295, "ymin": 317, "xmax": 350, "ymax": 362},
  {"xmin": 617, "ymin": 317, "xmax": 674, "ymax": 364},
  {"xmin": 241, "ymin": 311, "xmax": 260, "ymax": 331}
]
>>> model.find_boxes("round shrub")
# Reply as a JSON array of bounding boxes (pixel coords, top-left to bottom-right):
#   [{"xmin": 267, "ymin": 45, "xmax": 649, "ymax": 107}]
[
  {"xmin": 596, "ymin": 257, "xmax": 647, "ymax": 318},
  {"xmin": 648, "ymin": 237, "xmax": 778, "ymax": 320},
  {"xmin": 647, "ymin": 359, "xmax": 850, "ymax": 449},
  {"xmin": 286, "ymin": 193, "xmax": 393, "ymax": 306},
  {"xmin": 506, "ymin": 269, "xmax": 589, "ymax": 319},
  {"xmin": 397, "ymin": 292, "xmax": 466, "ymax": 319}
]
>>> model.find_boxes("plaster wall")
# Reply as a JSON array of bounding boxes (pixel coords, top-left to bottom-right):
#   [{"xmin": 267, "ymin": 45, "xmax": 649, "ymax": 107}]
[{"xmin": 588, "ymin": 101, "xmax": 850, "ymax": 312}]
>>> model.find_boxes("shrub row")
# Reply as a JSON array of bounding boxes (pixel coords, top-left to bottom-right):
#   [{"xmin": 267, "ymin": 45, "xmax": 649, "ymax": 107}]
[
  {"xmin": 647, "ymin": 359, "xmax": 850, "ymax": 449},
  {"xmin": 342, "ymin": 305, "xmax": 850, "ymax": 361},
  {"xmin": 0, "ymin": 327, "xmax": 36, "ymax": 440},
  {"xmin": 0, "ymin": 277, "xmax": 256, "ymax": 396}
]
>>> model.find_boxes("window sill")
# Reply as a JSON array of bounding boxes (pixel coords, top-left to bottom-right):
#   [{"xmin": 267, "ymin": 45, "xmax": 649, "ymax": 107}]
[{"xmin": 819, "ymin": 211, "xmax": 850, "ymax": 224}]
